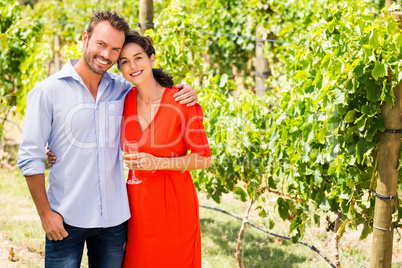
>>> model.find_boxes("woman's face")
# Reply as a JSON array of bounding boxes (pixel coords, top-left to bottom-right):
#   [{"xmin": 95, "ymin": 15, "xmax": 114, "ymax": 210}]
[{"xmin": 119, "ymin": 42, "xmax": 155, "ymax": 85}]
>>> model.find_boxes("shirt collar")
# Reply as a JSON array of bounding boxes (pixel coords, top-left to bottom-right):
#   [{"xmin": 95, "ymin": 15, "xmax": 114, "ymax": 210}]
[{"xmin": 56, "ymin": 59, "xmax": 115, "ymax": 82}]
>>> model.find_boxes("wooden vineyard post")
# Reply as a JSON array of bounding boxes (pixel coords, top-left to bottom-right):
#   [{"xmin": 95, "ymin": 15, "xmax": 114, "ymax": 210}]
[
  {"xmin": 370, "ymin": 4, "xmax": 402, "ymax": 267},
  {"xmin": 369, "ymin": 84, "xmax": 402, "ymax": 268},
  {"xmin": 139, "ymin": 0, "xmax": 154, "ymax": 36},
  {"xmin": 255, "ymin": 25, "xmax": 270, "ymax": 97},
  {"xmin": 54, "ymin": 35, "xmax": 61, "ymax": 73}
]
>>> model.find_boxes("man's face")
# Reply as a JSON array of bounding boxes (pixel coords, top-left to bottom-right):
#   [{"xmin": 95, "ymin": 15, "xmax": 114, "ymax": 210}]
[{"xmin": 82, "ymin": 21, "xmax": 125, "ymax": 75}]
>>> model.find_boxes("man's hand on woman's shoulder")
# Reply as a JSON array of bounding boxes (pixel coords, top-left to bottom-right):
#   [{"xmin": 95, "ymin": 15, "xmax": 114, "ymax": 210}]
[{"xmin": 173, "ymin": 84, "xmax": 197, "ymax": 107}]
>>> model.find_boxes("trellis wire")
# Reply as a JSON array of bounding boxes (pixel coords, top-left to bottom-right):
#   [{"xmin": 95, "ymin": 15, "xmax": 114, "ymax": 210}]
[{"xmin": 199, "ymin": 204, "xmax": 337, "ymax": 268}]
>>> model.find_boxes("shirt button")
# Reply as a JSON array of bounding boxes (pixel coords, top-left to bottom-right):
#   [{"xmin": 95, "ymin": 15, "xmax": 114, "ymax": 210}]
[{"xmin": 108, "ymin": 103, "xmax": 116, "ymax": 112}]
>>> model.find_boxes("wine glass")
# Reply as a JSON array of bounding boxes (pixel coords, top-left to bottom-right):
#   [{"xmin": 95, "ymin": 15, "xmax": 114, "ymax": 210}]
[{"xmin": 123, "ymin": 142, "xmax": 142, "ymax": 184}]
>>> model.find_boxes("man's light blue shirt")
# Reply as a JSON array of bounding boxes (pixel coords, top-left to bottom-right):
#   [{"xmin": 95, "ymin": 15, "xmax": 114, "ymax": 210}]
[{"xmin": 17, "ymin": 59, "xmax": 132, "ymax": 228}]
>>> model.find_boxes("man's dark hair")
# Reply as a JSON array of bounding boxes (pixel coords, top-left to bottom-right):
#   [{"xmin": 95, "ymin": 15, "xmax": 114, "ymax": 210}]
[{"xmin": 86, "ymin": 10, "xmax": 130, "ymax": 39}]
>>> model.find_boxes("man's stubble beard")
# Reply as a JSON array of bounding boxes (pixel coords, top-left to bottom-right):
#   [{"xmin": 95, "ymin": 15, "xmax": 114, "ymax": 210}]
[{"xmin": 83, "ymin": 42, "xmax": 112, "ymax": 76}]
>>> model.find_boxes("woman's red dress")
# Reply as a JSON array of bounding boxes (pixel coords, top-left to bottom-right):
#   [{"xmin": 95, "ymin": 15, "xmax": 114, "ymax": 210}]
[{"xmin": 122, "ymin": 87, "xmax": 211, "ymax": 267}]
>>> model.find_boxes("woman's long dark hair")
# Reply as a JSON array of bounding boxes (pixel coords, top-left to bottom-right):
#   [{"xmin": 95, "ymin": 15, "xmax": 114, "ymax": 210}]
[{"xmin": 118, "ymin": 32, "xmax": 174, "ymax": 88}]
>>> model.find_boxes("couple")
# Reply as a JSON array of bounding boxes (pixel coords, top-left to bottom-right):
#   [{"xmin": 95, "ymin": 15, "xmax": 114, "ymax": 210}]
[{"xmin": 17, "ymin": 10, "xmax": 211, "ymax": 268}]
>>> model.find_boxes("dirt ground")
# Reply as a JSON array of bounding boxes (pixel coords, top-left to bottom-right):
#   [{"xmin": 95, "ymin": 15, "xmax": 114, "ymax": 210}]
[
  {"xmin": 0, "ymin": 233, "xmax": 44, "ymax": 268},
  {"xmin": 323, "ymin": 228, "xmax": 402, "ymax": 266}
]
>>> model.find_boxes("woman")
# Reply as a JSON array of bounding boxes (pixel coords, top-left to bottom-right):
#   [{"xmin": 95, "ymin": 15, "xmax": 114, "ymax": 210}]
[{"xmin": 118, "ymin": 32, "xmax": 211, "ymax": 267}]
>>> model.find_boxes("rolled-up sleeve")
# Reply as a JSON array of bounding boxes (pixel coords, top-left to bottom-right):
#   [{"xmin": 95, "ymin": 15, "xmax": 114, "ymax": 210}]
[
  {"xmin": 182, "ymin": 104, "xmax": 211, "ymax": 157},
  {"xmin": 17, "ymin": 87, "xmax": 52, "ymax": 176}
]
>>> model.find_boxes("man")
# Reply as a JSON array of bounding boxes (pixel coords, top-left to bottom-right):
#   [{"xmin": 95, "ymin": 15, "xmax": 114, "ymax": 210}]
[{"xmin": 17, "ymin": 10, "xmax": 197, "ymax": 268}]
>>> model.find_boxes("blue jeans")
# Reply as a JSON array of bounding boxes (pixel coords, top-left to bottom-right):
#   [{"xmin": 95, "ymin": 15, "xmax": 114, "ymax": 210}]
[{"xmin": 45, "ymin": 221, "xmax": 127, "ymax": 268}]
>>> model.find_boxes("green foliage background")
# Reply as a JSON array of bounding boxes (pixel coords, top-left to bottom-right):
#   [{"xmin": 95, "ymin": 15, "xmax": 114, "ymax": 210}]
[{"xmin": 2, "ymin": 0, "xmax": 401, "ymax": 244}]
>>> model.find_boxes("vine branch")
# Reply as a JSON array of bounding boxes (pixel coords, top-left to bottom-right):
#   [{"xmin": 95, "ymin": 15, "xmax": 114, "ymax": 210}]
[{"xmin": 235, "ymin": 198, "xmax": 254, "ymax": 268}]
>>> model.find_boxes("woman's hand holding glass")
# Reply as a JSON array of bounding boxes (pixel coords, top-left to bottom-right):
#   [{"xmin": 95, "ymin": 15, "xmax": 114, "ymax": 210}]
[{"xmin": 123, "ymin": 150, "xmax": 158, "ymax": 171}]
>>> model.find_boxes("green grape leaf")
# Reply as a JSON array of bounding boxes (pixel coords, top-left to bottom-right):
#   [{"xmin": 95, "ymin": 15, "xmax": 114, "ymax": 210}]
[
  {"xmin": 261, "ymin": 218, "xmax": 275, "ymax": 230},
  {"xmin": 314, "ymin": 169, "xmax": 323, "ymax": 185},
  {"xmin": 369, "ymin": 29, "xmax": 379, "ymax": 49},
  {"xmin": 339, "ymin": 188, "xmax": 352, "ymax": 200},
  {"xmin": 0, "ymin": 34, "xmax": 8, "ymax": 50},
  {"xmin": 317, "ymin": 127, "xmax": 326, "ymax": 144},
  {"xmin": 277, "ymin": 197, "xmax": 291, "ymax": 221},
  {"xmin": 327, "ymin": 20, "xmax": 336, "ymax": 33},
  {"xmin": 233, "ymin": 187, "xmax": 248, "ymax": 202},
  {"xmin": 366, "ymin": 116, "xmax": 384, "ymax": 142},
  {"xmin": 372, "ymin": 61, "xmax": 387, "ymax": 80},
  {"xmin": 295, "ymin": 70, "xmax": 308, "ymax": 81},
  {"xmin": 396, "ymin": 33, "xmax": 402, "ymax": 48},
  {"xmin": 365, "ymin": 79, "xmax": 380, "ymax": 101},
  {"xmin": 289, "ymin": 215, "xmax": 302, "ymax": 232},
  {"xmin": 319, "ymin": 198, "xmax": 331, "ymax": 212},
  {"xmin": 360, "ymin": 222, "xmax": 372, "ymax": 240},
  {"xmin": 354, "ymin": 64, "xmax": 365, "ymax": 78},
  {"xmin": 356, "ymin": 139, "xmax": 368, "ymax": 164},
  {"xmin": 344, "ymin": 110, "xmax": 356, "ymax": 123}
]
